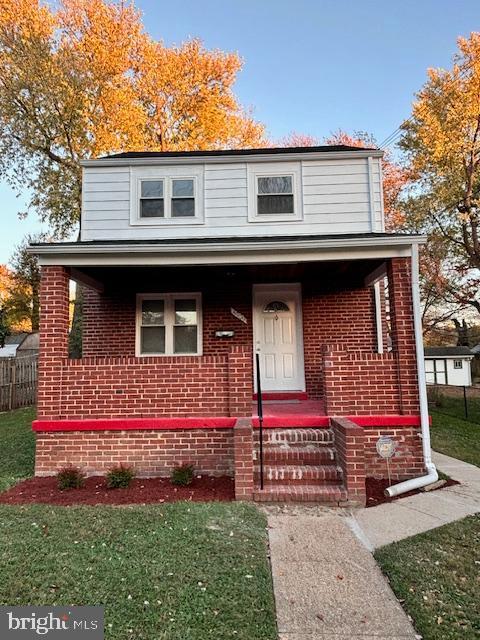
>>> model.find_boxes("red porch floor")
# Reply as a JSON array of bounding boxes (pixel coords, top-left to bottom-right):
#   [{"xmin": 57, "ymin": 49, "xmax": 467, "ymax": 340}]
[{"xmin": 252, "ymin": 399, "xmax": 329, "ymax": 428}]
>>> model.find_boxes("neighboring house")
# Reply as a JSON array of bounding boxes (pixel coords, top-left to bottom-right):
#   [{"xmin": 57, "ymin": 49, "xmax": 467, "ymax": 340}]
[
  {"xmin": 29, "ymin": 144, "xmax": 430, "ymax": 505},
  {"xmin": 0, "ymin": 333, "xmax": 39, "ymax": 359},
  {"xmin": 425, "ymin": 346, "xmax": 474, "ymax": 387}
]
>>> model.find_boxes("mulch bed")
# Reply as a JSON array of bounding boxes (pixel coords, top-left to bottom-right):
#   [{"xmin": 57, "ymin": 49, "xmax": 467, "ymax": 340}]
[
  {"xmin": 366, "ymin": 476, "xmax": 460, "ymax": 508},
  {"xmin": 0, "ymin": 475, "xmax": 234, "ymax": 506}
]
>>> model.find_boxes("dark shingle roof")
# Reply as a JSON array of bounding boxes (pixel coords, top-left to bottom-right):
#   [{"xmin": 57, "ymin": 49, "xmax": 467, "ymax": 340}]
[
  {"xmin": 101, "ymin": 145, "xmax": 377, "ymax": 160},
  {"xmin": 424, "ymin": 346, "xmax": 473, "ymax": 357}
]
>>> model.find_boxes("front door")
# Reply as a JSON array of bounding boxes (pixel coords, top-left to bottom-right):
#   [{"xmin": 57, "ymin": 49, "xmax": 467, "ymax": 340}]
[{"xmin": 253, "ymin": 283, "xmax": 305, "ymax": 391}]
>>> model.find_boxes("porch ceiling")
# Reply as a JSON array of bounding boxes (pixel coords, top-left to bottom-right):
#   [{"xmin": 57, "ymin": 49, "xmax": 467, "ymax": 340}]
[{"xmin": 70, "ymin": 260, "xmax": 386, "ymax": 294}]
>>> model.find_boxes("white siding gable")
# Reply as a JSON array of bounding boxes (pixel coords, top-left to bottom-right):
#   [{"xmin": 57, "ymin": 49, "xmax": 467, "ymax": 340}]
[{"xmin": 81, "ymin": 153, "xmax": 384, "ymax": 242}]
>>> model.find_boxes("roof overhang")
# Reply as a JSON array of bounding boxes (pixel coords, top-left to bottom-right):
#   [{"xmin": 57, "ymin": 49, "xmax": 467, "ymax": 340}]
[
  {"xmin": 30, "ymin": 234, "xmax": 426, "ymax": 268},
  {"xmin": 81, "ymin": 149, "xmax": 383, "ymax": 168}
]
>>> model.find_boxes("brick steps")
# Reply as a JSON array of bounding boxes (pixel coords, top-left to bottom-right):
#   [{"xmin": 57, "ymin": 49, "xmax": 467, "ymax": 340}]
[
  {"xmin": 253, "ymin": 425, "xmax": 348, "ymax": 503},
  {"xmin": 263, "ymin": 428, "xmax": 334, "ymax": 446},
  {"xmin": 259, "ymin": 445, "xmax": 337, "ymax": 466},
  {"xmin": 253, "ymin": 484, "xmax": 347, "ymax": 503},
  {"xmin": 255, "ymin": 463, "xmax": 343, "ymax": 485}
]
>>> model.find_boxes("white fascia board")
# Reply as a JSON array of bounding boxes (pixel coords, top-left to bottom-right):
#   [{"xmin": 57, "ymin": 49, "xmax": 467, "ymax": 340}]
[
  {"xmin": 34, "ymin": 236, "xmax": 426, "ymax": 267},
  {"xmin": 80, "ymin": 149, "xmax": 384, "ymax": 168}
]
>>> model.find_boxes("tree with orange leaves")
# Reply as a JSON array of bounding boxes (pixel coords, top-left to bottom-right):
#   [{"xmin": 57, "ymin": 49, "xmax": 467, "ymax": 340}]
[{"xmin": 0, "ymin": 0, "xmax": 265, "ymax": 237}]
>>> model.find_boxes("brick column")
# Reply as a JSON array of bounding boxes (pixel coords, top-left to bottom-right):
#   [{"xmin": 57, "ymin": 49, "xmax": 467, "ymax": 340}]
[
  {"xmin": 388, "ymin": 258, "xmax": 419, "ymax": 414},
  {"xmin": 331, "ymin": 417, "xmax": 366, "ymax": 506},
  {"xmin": 37, "ymin": 266, "xmax": 70, "ymax": 420},
  {"xmin": 233, "ymin": 418, "xmax": 254, "ymax": 500},
  {"xmin": 228, "ymin": 345, "xmax": 252, "ymax": 417}
]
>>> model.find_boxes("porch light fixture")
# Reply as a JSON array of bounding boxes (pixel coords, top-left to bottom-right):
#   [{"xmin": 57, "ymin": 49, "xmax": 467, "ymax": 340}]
[{"xmin": 263, "ymin": 301, "xmax": 290, "ymax": 313}]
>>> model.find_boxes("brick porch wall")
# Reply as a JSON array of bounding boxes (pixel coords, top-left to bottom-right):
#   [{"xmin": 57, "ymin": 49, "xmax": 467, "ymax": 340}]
[
  {"xmin": 35, "ymin": 428, "xmax": 234, "ymax": 477},
  {"xmin": 363, "ymin": 425, "xmax": 424, "ymax": 479}
]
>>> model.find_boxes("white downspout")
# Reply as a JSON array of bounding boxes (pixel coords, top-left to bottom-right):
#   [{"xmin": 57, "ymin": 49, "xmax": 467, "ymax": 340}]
[{"xmin": 385, "ymin": 244, "xmax": 438, "ymax": 497}]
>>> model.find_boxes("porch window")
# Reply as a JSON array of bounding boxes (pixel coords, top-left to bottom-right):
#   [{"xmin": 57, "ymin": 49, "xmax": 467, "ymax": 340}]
[{"xmin": 136, "ymin": 293, "xmax": 202, "ymax": 356}]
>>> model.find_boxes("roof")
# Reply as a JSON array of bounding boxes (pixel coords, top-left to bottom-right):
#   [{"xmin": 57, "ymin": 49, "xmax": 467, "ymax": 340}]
[
  {"xmin": 4, "ymin": 333, "xmax": 28, "ymax": 346},
  {"xmin": 29, "ymin": 232, "xmax": 424, "ymax": 249},
  {"xmin": 101, "ymin": 145, "xmax": 378, "ymax": 160},
  {"xmin": 424, "ymin": 346, "xmax": 474, "ymax": 357}
]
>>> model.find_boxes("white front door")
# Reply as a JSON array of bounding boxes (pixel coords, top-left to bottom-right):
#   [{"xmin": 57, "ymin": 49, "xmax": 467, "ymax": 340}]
[{"xmin": 253, "ymin": 284, "xmax": 305, "ymax": 391}]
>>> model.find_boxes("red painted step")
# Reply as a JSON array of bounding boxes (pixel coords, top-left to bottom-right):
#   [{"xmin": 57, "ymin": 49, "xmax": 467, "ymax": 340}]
[{"xmin": 253, "ymin": 392, "xmax": 309, "ymax": 401}]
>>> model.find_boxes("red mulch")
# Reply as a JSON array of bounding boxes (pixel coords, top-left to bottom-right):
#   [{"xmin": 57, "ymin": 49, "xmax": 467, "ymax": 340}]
[
  {"xmin": 0, "ymin": 476, "xmax": 234, "ymax": 506},
  {"xmin": 366, "ymin": 476, "xmax": 460, "ymax": 508}
]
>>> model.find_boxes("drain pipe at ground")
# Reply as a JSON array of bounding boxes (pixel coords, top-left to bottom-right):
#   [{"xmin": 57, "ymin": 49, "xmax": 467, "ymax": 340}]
[{"xmin": 385, "ymin": 243, "xmax": 438, "ymax": 498}]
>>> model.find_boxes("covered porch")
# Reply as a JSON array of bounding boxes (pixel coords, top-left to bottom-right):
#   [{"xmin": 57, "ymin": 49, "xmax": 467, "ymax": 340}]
[{"xmin": 31, "ymin": 234, "xmax": 427, "ymax": 501}]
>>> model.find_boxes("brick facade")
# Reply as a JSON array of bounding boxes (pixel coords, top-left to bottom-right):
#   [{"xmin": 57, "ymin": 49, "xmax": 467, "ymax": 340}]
[
  {"xmin": 35, "ymin": 428, "xmax": 233, "ymax": 477},
  {"xmin": 35, "ymin": 258, "xmax": 425, "ymax": 496}
]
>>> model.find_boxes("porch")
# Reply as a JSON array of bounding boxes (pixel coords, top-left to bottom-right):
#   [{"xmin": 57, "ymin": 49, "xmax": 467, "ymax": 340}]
[{"xmin": 32, "ymin": 234, "xmax": 426, "ymax": 503}]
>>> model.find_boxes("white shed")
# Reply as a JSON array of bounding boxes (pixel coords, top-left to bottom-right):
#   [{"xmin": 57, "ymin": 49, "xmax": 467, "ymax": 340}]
[{"xmin": 424, "ymin": 347, "xmax": 474, "ymax": 387}]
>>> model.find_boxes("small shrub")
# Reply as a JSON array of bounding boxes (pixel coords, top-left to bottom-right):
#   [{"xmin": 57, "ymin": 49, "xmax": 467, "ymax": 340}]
[
  {"xmin": 106, "ymin": 464, "xmax": 135, "ymax": 489},
  {"xmin": 57, "ymin": 466, "xmax": 85, "ymax": 490},
  {"xmin": 171, "ymin": 464, "xmax": 194, "ymax": 486}
]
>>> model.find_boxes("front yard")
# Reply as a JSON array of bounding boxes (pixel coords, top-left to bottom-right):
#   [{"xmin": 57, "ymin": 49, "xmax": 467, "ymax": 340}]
[
  {"xmin": 0, "ymin": 409, "xmax": 277, "ymax": 639},
  {"xmin": 430, "ymin": 410, "xmax": 480, "ymax": 467},
  {"xmin": 376, "ymin": 514, "xmax": 480, "ymax": 640},
  {"xmin": 0, "ymin": 406, "xmax": 35, "ymax": 490}
]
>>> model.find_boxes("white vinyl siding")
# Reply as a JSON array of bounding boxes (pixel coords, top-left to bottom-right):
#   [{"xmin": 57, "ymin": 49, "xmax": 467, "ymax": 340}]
[{"xmin": 81, "ymin": 156, "xmax": 384, "ymax": 241}]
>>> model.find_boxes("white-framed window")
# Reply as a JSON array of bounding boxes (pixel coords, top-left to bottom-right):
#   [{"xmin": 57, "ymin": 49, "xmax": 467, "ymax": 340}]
[
  {"xmin": 130, "ymin": 166, "xmax": 204, "ymax": 226},
  {"xmin": 247, "ymin": 162, "xmax": 302, "ymax": 222},
  {"xmin": 136, "ymin": 293, "xmax": 202, "ymax": 356},
  {"xmin": 453, "ymin": 359, "xmax": 463, "ymax": 369}
]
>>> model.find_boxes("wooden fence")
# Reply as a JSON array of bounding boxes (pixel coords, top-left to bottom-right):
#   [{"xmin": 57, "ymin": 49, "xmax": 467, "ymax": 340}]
[{"xmin": 0, "ymin": 355, "xmax": 38, "ymax": 411}]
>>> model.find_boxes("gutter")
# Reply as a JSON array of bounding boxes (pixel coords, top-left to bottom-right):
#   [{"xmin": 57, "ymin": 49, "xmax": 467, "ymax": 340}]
[{"xmin": 385, "ymin": 243, "xmax": 438, "ymax": 498}]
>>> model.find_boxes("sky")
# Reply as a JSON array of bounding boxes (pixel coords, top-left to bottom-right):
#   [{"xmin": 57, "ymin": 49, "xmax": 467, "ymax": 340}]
[{"xmin": 0, "ymin": 0, "xmax": 478, "ymax": 263}]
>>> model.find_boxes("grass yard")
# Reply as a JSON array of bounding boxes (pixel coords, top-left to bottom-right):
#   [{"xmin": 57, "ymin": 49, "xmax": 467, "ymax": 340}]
[
  {"xmin": 0, "ymin": 502, "xmax": 277, "ymax": 640},
  {"xmin": 0, "ymin": 406, "xmax": 35, "ymax": 490},
  {"xmin": 429, "ymin": 393, "xmax": 480, "ymax": 424},
  {"xmin": 430, "ymin": 410, "xmax": 480, "ymax": 467},
  {"xmin": 376, "ymin": 514, "xmax": 480, "ymax": 640}
]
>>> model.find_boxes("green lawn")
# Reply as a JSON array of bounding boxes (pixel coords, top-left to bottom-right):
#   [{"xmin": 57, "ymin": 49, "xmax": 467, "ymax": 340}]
[
  {"xmin": 429, "ymin": 393, "xmax": 480, "ymax": 424},
  {"xmin": 430, "ymin": 410, "xmax": 480, "ymax": 467},
  {"xmin": 0, "ymin": 502, "xmax": 277, "ymax": 640},
  {"xmin": 0, "ymin": 406, "xmax": 35, "ymax": 490},
  {"xmin": 376, "ymin": 514, "xmax": 480, "ymax": 640}
]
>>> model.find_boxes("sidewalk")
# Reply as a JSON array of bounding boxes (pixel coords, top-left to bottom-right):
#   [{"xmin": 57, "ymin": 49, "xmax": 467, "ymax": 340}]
[
  {"xmin": 266, "ymin": 507, "xmax": 418, "ymax": 640},
  {"xmin": 350, "ymin": 451, "xmax": 480, "ymax": 550}
]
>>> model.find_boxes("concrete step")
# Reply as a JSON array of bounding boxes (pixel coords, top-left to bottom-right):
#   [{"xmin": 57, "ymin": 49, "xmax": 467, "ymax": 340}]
[
  {"xmin": 255, "ymin": 464, "xmax": 343, "ymax": 485},
  {"xmin": 262, "ymin": 428, "xmax": 334, "ymax": 446},
  {"xmin": 253, "ymin": 484, "xmax": 348, "ymax": 504},
  {"xmin": 258, "ymin": 445, "xmax": 337, "ymax": 466}
]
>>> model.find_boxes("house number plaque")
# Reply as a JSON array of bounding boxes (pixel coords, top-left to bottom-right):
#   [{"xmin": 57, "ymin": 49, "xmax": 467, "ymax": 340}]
[{"xmin": 230, "ymin": 308, "xmax": 247, "ymax": 324}]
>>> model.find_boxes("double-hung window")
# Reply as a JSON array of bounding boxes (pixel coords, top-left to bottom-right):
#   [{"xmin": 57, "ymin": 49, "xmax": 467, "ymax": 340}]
[
  {"xmin": 137, "ymin": 293, "xmax": 202, "ymax": 356},
  {"xmin": 248, "ymin": 162, "xmax": 302, "ymax": 222},
  {"xmin": 131, "ymin": 167, "xmax": 204, "ymax": 225}
]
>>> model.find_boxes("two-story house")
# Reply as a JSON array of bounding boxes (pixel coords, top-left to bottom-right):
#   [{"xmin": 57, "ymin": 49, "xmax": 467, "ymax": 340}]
[{"xmin": 30, "ymin": 145, "xmax": 436, "ymax": 505}]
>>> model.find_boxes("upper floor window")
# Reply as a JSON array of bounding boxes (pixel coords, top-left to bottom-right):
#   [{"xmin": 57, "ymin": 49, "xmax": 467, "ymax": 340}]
[
  {"xmin": 248, "ymin": 162, "xmax": 302, "ymax": 223},
  {"xmin": 257, "ymin": 176, "xmax": 294, "ymax": 215},
  {"xmin": 139, "ymin": 177, "xmax": 195, "ymax": 220},
  {"xmin": 131, "ymin": 166, "xmax": 204, "ymax": 226}
]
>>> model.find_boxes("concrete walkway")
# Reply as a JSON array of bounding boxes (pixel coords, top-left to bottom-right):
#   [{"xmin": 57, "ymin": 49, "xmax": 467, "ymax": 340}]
[
  {"xmin": 266, "ymin": 507, "xmax": 418, "ymax": 639},
  {"xmin": 350, "ymin": 451, "xmax": 480, "ymax": 550},
  {"xmin": 265, "ymin": 452, "xmax": 479, "ymax": 639}
]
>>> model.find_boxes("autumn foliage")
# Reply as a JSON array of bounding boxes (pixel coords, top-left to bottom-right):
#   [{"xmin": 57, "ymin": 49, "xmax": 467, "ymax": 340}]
[{"xmin": 0, "ymin": 0, "xmax": 265, "ymax": 236}]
